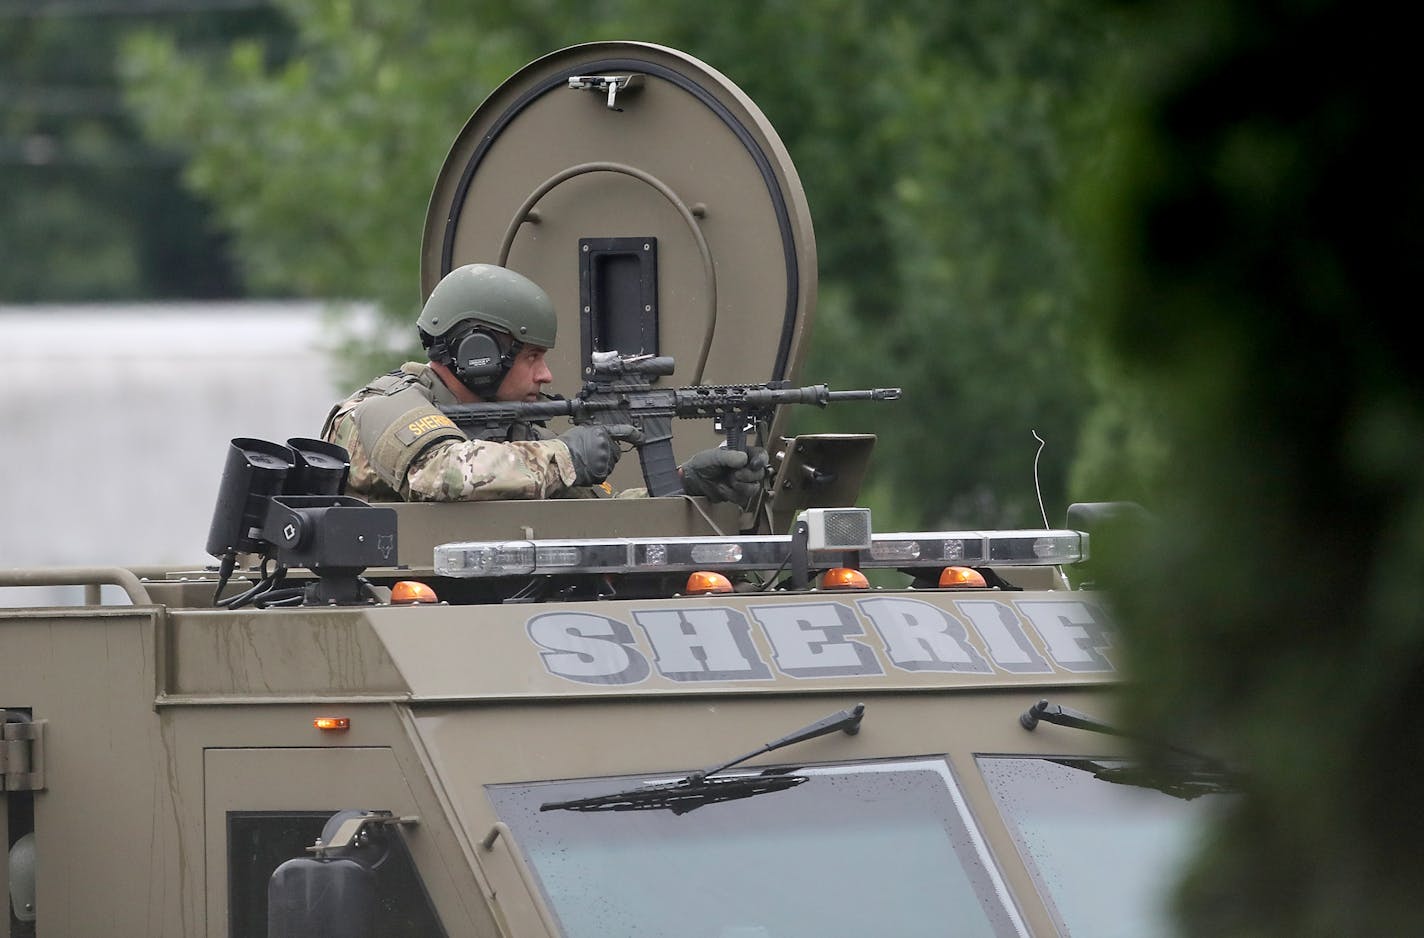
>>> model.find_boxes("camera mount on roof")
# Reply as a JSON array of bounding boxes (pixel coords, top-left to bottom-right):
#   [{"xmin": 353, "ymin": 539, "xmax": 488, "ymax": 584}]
[{"xmin": 205, "ymin": 437, "xmax": 397, "ymax": 607}]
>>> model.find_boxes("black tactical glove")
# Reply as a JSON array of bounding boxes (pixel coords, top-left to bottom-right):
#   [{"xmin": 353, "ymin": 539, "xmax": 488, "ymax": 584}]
[
  {"xmin": 680, "ymin": 446, "xmax": 769, "ymax": 508},
  {"xmin": 559, "ymin": 424, "xmax": 639, "ymax": 487}
]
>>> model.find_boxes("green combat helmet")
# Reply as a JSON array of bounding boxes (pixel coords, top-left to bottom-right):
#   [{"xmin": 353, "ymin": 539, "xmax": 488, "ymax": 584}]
[
  {"xmin": 417, "ymin": 263, "xmax": 558, "ymax": 347},
  {"xmin": 417, "ymin": 263, "xmax": 558, "ymax": 392}
]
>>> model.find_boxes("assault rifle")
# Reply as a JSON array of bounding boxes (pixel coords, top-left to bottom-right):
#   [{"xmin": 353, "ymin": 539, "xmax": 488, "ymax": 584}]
[{"xmin": 439, "ymin": 351, "xmax": 901, "ymax": 496}]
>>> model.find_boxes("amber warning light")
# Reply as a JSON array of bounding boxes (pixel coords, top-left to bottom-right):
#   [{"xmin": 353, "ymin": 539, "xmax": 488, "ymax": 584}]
[
  {"xmin": 685, "ymin": 571, "xmax": 734, "ymax": 595},
  {"xmin": 939, "ymin": 566, "xmax": 988, "ymax": 589},
  {"xmin": 391, "ymin": 581, "xmax": 438, "ymax": 604},
  {"xmin": 314, "ymin": 717, "xmax": 350, "ymax": 731},
  {"xmin": 819, "ymin": 568, "xmax": 870, "ymax": 590}
]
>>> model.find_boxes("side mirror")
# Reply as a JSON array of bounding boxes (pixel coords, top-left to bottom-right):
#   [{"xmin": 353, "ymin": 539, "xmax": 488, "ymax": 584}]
[{"xmin": 1064, "ymin": 501, "xmax": 1155, "ymax": 589}]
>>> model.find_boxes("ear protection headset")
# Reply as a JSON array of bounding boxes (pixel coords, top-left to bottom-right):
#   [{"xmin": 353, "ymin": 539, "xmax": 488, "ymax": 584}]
[{"xmin": 428, "ymin": 325, "xmax": 521, "ymax": 394}]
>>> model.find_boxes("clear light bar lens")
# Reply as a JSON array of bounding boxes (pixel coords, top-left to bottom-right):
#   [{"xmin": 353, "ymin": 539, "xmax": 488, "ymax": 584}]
[
  {"xmin": 691, "ymin": 543, "xmax": 744, "ymax": 564},
  {"xmin": 434, "ymin": 529, "xmax": 1087, "ymax": 578},
  {"xmin": 876, "ymin": 534, "xmax": 983, "ymax": 563},
  {"xmin": 436, "ymin": 541, "xmax": 537, "ymax": 577},
  {"xmin": 539, "ymin": 546, "xmax": 584, "ymax": 567},
  {"xmin": 870, "ymin": 540, "xmax": 921, "ymax": 562},
  {"xmin": 987, "ymin": 532, "xmax": 1083, "ymax": 564}
]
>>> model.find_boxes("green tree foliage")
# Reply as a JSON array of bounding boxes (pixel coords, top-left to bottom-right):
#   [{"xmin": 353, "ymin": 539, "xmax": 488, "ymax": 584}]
[
  {"xmin": 120, "ymin": 0, "xmax": 598, "ymax": 373},
  {"xmin": 637, "ymin": 1, "xmax": 1117, "ymax": 529},
  {"xmin": 119, "ymin": 0, "xmax": 1118, "ymax": 527},
  {"xmin": 0, "ymin": 5, "xmax": 277, "ymax": 301},
  {"xmin": 1080, "ymin": 0, "xmax": 1424, "ymax": 932}
]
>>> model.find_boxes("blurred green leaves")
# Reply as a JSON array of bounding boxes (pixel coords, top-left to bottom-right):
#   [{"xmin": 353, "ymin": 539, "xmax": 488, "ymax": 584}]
[
  {"xmin": 0, "ymin": 6, "xmax": 249, "ymax": 300},
  {"xmin": 1076, "ymin": 1, "xmax": 1424, "ymax": 932}
]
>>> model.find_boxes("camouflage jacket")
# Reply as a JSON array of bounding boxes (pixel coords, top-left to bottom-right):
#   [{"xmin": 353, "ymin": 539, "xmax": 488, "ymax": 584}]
[{"xmin": 322, "ymin": 362, "xmax": 593, "ymax": 502}]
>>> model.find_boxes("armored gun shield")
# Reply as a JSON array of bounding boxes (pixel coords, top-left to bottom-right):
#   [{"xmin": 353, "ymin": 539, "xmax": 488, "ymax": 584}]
[{"xmin": 421, "ymin": 42, "xmax": 818, "ymax": 493}]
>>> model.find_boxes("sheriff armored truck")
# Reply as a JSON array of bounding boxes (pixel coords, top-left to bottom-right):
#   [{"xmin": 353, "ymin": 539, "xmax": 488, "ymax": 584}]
[{"xmin": 1, "ymin": 42, "xmax": 1228, "ymax": 938}]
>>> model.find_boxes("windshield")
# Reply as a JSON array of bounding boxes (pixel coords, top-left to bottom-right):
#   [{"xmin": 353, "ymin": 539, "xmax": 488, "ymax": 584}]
[
  {"xmin": 977, "ymin": 755, "xmax": 1238, "ymax": 937},
  {"xmin": 487, "ymin": 757, "xmax": 1027, "ymax": 938}
]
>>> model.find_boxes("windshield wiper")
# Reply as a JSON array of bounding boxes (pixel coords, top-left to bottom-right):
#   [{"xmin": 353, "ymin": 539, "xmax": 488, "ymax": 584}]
[
  {"xmin": 1049, "ymin": 757, "xmax": 1237, "ymax": 800},
  {"xmin": 540, "ymin": 766, "xmax": 809, "ymax": 815},
  {"xmin": 540, "ymin": 703, "xmax": 866, "ymax": 815},
  {"xmin": 1020, "ymin": 698, "xmax": 1241, "ymax": 799}
]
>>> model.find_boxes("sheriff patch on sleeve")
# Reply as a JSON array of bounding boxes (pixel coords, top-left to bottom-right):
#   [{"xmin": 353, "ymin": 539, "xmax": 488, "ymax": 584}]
[{"xmin": 396, "ymin": 413, "xmax": 458, "ymax": 445}]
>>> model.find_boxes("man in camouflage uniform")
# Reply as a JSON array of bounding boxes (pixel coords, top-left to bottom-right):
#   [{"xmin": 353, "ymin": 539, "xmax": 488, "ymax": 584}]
[{"xmin": 323, "ymin": 263, "xmax": 764, "ymax": 503}]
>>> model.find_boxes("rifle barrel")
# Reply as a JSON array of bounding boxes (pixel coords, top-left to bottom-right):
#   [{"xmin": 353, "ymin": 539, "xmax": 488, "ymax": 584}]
[
  {"xmin": 734, "ymin": 386, "xmax": 902, "ymax": 406},
  {"xmin": 825, "ymin": 388, "xmax": 902, "ymax": 401}
]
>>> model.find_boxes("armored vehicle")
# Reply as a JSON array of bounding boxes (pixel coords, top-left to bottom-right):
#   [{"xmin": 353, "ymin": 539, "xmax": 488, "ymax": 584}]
[{"xmin": 2, "ymin": 42, "xmax": 1228, "ymax": 938}]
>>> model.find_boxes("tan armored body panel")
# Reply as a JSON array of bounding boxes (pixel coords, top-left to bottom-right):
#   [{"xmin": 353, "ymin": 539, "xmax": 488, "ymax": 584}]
[{"xmin": 421, "ymin": 41, "xmax": 818, "ymax": 493}]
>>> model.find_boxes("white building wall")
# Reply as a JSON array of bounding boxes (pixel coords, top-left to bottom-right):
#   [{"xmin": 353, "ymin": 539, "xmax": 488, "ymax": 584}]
[{"xmin": 0, "ymin": 301, "xmax": 385, "ymax": 605}]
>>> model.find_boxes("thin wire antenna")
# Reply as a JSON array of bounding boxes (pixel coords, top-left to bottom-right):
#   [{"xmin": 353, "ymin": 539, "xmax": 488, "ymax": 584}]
[{"xmin": 1032, "ymin": 430, "xmax": 1050, "ymax": 528}]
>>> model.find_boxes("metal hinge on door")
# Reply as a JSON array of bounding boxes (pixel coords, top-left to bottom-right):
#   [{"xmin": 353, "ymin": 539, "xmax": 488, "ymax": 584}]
[{"xmin": 1, "ymin": 716, "xmax": 46, "ymax": 792}]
